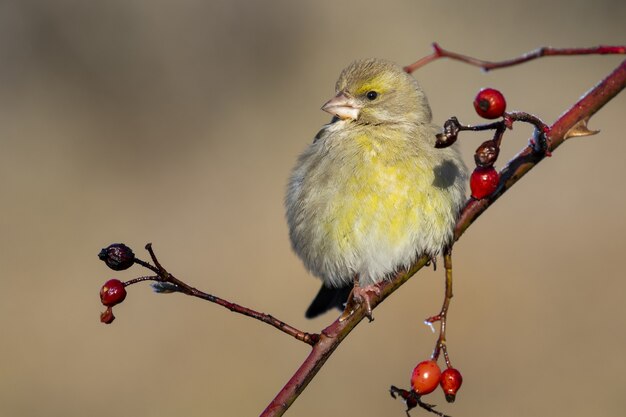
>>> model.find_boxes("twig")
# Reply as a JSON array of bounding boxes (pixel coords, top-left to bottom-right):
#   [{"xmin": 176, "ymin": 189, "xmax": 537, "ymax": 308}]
[
  {"xmin": 132, "ymin": 244, "xmax": 320, "ymax": 346},
  {"xmin": 404, "ymin": 43, "xmax": 626, "ymax": 73}
]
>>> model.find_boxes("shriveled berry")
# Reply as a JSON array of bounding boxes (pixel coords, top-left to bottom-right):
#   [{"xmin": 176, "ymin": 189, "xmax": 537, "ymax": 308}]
[
  {"xmin": 440, "ymin": 367, "xmax": 463, "ymax": 403},
  {"xmin": 390, "ymin": 386, "xmax": 418, "ymax": 412},
  {"xmin": 100, "ymin": 279, "xmax": 127, "ymax": 307},
  {"xmin": 411, "ymin": 360, "xmax": 441, "ymax": 395},
  {"xmin": 474, "ymin": 88, "xmax": 506, "ymax": 119},
  {"xmin": 474, "ymin": 139, "xmax": 500, "ymax": 167},
  {"xmin": 470, "ymin": 166, "xmax": 500, "ymax": 199},
  {"xmin": 435, "ymin": 117, "xmax": 462, "ymax": 148},
  {"xmin": 99, "ymin": 243, "xmax": 135, "ymax": 271},
  {"xmin": 100, "ymin": 307, "xmax": 116, "ymax": 324}
]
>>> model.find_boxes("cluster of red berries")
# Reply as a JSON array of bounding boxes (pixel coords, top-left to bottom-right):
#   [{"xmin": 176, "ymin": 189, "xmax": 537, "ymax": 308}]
[
  {"xmin": 469, "ymin": 88, "xmax": 506, "ymax": 200},
  {"xmin": 390, "ymin": 357, "xmax": 464, "ymax": 414},
  {"xmin": 411, "ymin": 360, "xmax": 463, "ymax": 403},
  {"xmin": 98, "ymin": 243, "xmax": 135, "ymax": 323}
]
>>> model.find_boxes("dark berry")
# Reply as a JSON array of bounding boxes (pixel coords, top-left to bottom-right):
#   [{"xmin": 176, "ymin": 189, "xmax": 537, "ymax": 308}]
[
  {"xmin": 100, "ymin": 307, "xmax": 116, "ymax": 324},
  {"xmin": 440, "ymin": 367, "xmax": 463, "ymax": 403},
  {"xmin": 411, "ymin": 360, "xmax": 441, "ymax": 395},
  {"xmin": 435, "ymin": 117, "xmax": 461, "ymax": 148},
  {"xmin": 390, "ymin": 386, "xmax": 418, "ymax": 411},
  {"xmin": 474, "ymin": 88, "xmax": 506, "ymax": 119},
  {"xmin": 474, "ymin": 139, "xmax": 500, "ymax": 167},
  {"xmin": 99, "ymin": 243, "xmax": 135, "ymax": 271},
  {"xmin": 100, "ymin": 279, "xmax": 127, "ymax": 307},
  {"xmin": 470, "ymin": 166, "xmax": 500, "ymax": 199}
]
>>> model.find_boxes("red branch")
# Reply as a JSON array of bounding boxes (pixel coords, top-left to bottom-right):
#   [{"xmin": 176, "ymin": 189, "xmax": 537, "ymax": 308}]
[
  {"xmin": 404, "ymin": 43, "xmax": 626, "ymax": 73},
  {"xmin": 260, "ymin": 57, "xmax": 626, "ymax": 417},
  {"xmin": 135, "ymin": 245, "xmax": 320, "ymax": 345}
]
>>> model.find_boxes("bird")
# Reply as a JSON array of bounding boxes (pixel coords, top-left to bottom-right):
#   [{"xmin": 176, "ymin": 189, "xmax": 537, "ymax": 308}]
[{"xmin": 285, "ymin": 58, "xmax": 467, "ymax": 320}]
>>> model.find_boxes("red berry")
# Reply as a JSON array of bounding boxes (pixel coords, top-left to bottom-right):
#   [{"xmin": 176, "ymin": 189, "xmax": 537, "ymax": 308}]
[
  {"xmin": 440, "ymin": 367, "xmax": 463, "ymax": 403},
  {"xmin": 411, "ymin": 360, "xmax": 441, "ymax": 395},
  {"xmin": 470, "ymin": 166, "xmax": 500, "ymax": 199},
  {"xmin": 100, "ymin": 279, "xmax": 127, "ymax": 307},
  {"xmin": 473, "ymin": 88, "xmax": 506, "ymax": 119}
]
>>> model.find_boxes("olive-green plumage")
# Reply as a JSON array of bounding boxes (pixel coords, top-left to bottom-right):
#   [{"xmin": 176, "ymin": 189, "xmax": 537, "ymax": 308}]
[{"xmin": 286, "ymin": 59, "xmax": 467, "ymax": 317}]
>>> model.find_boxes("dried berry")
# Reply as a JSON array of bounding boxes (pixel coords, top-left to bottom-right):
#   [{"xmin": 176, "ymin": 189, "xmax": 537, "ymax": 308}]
[
  {"xmin": 474, "ymin": 88, "xmax": 506, "ymax": 119},
  {"xmin": 435, "ymin": 117, "xmax": 461, "ymax": 148},
  {"xmin": 474, "ymin": 139, "xmax": 500, "ymax": 167},
  {"xmin": 470, "ymin": 166, "xmax": 500, "ymax": 199},
  {"xmin": 411, "ymin": 360, "xmax": 441, "ymax": 395},
  {"xmin": 100, "ymin": 307, "xmax": 116, "ymax": 324},
  {"xmin": 100, "ymin": 279, "xmax": 127, "ymax": 307},
  {"xmin": 440, "ymin": 367, "xmax": 463, "ymax": 403},
  {"xmin": 390, "ymin": 386, "xmax": 419, "ymax": 411},
  {"xmin": 99, "ymin": 243, "xmax": 135, "ymax": 271}
]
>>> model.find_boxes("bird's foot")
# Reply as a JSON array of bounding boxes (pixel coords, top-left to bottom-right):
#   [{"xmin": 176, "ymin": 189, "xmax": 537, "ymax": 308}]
[
  {"xmin": 425, "ymin": 255, "xmax": 437, "ymax": 271},
  {"xmin": 339, "ymin": 283, "xmax": 381, "ymax": 322}
]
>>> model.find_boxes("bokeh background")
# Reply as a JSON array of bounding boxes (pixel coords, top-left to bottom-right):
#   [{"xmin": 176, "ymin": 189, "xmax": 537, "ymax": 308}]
[{"xmin": 1, "ymin": 1, "xmax": 625, "ymax": 416}]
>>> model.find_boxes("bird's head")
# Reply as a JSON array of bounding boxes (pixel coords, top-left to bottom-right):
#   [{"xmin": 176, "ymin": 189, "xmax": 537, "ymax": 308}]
[{"xmin": 322, "ymin": 58, "xmax": 432, "ymax": 125}]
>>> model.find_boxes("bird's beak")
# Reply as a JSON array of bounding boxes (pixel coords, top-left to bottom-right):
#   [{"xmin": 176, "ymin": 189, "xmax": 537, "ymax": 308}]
[{"xmin": 321, "ymin": 91, "xmax": 361, "ymax": 120}]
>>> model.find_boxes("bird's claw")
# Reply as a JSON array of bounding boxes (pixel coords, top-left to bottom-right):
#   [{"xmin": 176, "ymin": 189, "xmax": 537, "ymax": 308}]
[{"xmin": 340, "ymin": 284, "xmax": 381, "ymax": 322}]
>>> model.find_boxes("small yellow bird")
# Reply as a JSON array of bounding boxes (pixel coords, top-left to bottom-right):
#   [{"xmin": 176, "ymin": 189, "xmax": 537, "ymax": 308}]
[{"xmin": 286, "ymin": 58, "xmax": 467, "ymax": 319}]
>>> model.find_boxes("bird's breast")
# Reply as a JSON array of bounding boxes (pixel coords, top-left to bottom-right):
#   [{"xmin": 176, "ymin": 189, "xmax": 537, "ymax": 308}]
[{"xmin": 287, "ymin": 125, "xmax": 461, "ymax": 286}]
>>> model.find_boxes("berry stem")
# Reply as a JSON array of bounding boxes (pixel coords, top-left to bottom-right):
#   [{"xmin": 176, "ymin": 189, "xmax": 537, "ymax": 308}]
[
  {"xmin": 505, "ymin": 112, "xmax": 551, "ymax": 155},
  {"xmin": 492, "ymin": 123, "xmax": 506, "ymax": 148},
  {"xmin": 431, "ymin": 252, "xmax": 454, "ymax": 368},
  {"xmin": 123, "ymin": 275, "xmax": 160, "ymax": 286},
  {"xmin": 424, "ymin": 253, "xmax": 454, "ymax": 367},
  {"xmin": 133, "ymin": 257, "xmax": 160, "ymax": 274},
  {"xmin": 449, "ymin": 111, "xmax": 548, "ymax": 137},
  {"xmin": 458, "ymin": 120, "xmax": 503, "ymax": 132}
]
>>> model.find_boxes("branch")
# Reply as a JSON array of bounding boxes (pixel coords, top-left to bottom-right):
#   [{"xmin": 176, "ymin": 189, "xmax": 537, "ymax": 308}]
[
  {"xmin": 143, "ymin": 243, "xmax": 320, "ymax": 345},
  {"xmin": 260, "ymin": 58, "xmax": 626, "ymax": 417},
  {"xmin": 100, "ymin": 243, "xmax": 320, "ymax": 345},
  {"xmin": 404, "ymin": 43, "xmax": 626, "ymax": 73}
]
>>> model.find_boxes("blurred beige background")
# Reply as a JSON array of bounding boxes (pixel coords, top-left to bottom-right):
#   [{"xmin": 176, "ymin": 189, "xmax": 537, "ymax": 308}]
[{"xmin": 1, "ymin": 1, "xmax": 625, "ymax": 416}]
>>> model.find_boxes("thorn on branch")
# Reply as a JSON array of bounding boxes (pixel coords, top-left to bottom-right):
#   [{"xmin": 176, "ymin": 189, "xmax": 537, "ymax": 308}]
[{"xmin": 564, "ymin": 117, "xmax": 600, "ymax": 139}]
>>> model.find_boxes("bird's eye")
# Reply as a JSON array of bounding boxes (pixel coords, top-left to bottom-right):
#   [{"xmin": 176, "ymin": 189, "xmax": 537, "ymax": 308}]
[{"xmin": 366, "ymin": 91, "xmax": 378, "ymax": 100}]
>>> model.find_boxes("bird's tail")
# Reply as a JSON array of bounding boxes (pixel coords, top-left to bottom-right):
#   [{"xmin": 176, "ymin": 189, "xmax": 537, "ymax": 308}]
[{"xmin": 305, "ymin": 284, "xmax": 352, "ymax": 319}]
